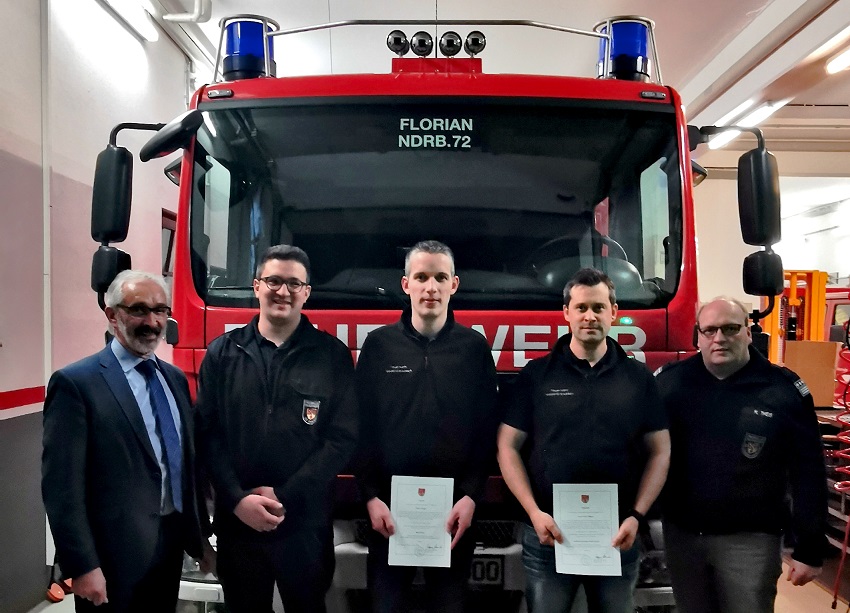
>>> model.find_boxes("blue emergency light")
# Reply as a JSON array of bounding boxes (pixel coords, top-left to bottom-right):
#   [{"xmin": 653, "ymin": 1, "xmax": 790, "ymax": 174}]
[
  {"xmin": 223, "ymin": 19, "xmax": 276, "ymax": 80},
  {"xmin": 595, "ymin": 18, "xmax": 651, "ymax": 82}
]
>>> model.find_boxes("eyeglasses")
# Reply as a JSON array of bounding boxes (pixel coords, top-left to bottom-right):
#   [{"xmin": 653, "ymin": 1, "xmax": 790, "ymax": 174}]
[
  {"xmin": 257, "ymin": 276, "xmax": 309, "ymax": 293},
  {"xmin": 697, "ymin": 323, "xmax": 744, "ymax": 338},
  {"xmin": 116, "ymin": 304, "xmax": 172, "ymax": 318}
]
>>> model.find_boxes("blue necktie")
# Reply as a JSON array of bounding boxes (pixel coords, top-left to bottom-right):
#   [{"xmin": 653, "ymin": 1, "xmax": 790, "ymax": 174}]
[{"xmin": 136, "ymin": 359, "xmax": 183, "ymax": 513}]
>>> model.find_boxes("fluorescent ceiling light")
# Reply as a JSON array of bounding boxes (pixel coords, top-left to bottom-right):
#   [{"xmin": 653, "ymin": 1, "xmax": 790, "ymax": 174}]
[
  {"xmin": 97, "ymin": 0, "xmax": 159, "ymax": 42},
  {"xmin": 737, "ymin": 99, "xmax": 790, "ymax": 127},
  {"xmin": 708, "ymin": 129, "xmax": 742, "ymax": 150},
  {"xmin": 715, "ymin": 99, "xmax": 755, "ymax": 127},
  {"xmin": 814, "ymin": 25, "xmax": 850, "ymax": 57},
  {"xmin": 827, "ymin": 48, "xmax": 850, "ymax": 74},
  {"xmin": 708, "ymin": 99, "xmax": 790, "ymax": 149}
]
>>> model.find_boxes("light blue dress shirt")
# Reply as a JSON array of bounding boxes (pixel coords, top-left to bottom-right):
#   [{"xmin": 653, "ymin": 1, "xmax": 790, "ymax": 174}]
[{"xmin": 111, "ymin": 338, "xmax": 183, "ymax": 514}]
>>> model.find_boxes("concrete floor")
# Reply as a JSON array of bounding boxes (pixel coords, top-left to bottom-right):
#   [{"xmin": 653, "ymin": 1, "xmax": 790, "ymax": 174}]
[{"xmin": 27, "ymin": 564, "xmax": 844, "ymax": 613}]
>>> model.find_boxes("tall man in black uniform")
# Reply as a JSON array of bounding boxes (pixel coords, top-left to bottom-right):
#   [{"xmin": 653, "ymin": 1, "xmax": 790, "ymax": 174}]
[
  {"xmin": 497, "ymin": 267, "xmax": 670, "ymax": 613},
  {"xmin": 656, "ymin": 297, "xmax": 828, "ymax": 613},
  {"xmin": 195, "ymin": 245, "xmax": 359, "ymax": 613},
  {"xmin": 355, "ymin": 240, "xmax": 499, "ymax": 613}
]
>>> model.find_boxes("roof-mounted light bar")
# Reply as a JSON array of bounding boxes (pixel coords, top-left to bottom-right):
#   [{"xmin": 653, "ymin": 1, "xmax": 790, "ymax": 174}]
[
  {"xmin": 212, "ymin": 16, "xmax": 664, "ymax": 84},
  {"xmin": 594, "ymin": 16, "xmax": 662, "ymax": 84},
  {"xmin": 387, "ymin": 30, "xmax": 484, "ymax": 58}
]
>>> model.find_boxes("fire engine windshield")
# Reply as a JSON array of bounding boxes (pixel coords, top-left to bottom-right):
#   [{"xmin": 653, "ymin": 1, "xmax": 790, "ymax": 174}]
[{"xmin": 190, "ymin": 98, "xmax": 683, "ymax": 310}]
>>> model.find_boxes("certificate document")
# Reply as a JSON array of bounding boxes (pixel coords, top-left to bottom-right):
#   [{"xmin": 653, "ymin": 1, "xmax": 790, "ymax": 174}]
[
  {"xmin": 552, "ymin": 483, "xmax": 621, "ymax": 576},
  {"xmin": 388, "ymin": 476, "xmax": 453, "ymax": 567}
]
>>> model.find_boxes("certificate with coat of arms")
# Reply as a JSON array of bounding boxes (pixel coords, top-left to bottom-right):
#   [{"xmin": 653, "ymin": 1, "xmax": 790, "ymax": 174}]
[
  {"xmin": 552, "ymin": 483, "xmax": 621, "ymax": 576},
  {"xmin": 388, "ymin": 476, "xmax": 453, "ymax": 567}
]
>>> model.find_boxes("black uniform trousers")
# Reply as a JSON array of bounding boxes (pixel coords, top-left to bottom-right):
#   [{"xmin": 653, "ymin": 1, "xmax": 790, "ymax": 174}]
[
  {"xmin": 216, "ymin": 521, "xmax": 335, "ymax": 613},
  {"xmin": 366, "ymin": 530, "xmax": 475, "ymax": 613}
]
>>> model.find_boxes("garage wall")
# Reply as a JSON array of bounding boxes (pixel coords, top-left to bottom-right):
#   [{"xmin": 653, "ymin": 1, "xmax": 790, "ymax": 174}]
[
  {"xmin": 0, "ymin": 1, "xmax": 188, "ymax": 611},
  {"xmin": 0, "ymin": 2, "xmax": 48, "ymax": 610}
]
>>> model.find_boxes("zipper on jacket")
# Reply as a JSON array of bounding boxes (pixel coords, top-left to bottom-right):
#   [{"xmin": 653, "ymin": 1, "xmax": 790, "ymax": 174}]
[{"xmin": 234, "ymin": 341, "xmax": 272, "ymax": 406}]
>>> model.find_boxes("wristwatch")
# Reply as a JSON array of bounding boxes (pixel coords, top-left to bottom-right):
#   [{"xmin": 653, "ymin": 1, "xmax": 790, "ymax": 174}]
[{"xmin": 626, "ymin": 508, "xmax": 647, "ymax": 529}]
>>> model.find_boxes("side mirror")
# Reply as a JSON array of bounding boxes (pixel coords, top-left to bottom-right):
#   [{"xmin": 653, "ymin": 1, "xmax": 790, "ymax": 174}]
[
  {"xmin": 165, "ymin": 318, "xmax": 179, "ymax": 345},
  {"xmin": 91, "ymin": 245, "xmax": 131, "ymax": 294},
  {"xmin": 164, "ymin": 157, "xmax": 182, "ymax": 186},
  {"xmin": 91, "ymin": 145, "xmax": 133, "ymax": 243},
  {"xmin": 691, "ymin": 160, "xmax": 707, "ymax": 187},
  {"xmin": 139, "ymin": 110, "xmax": 204, "ymax": 162},
  {"xmin": 738, "ymin": 148, "xmax": 781, "ymax": 246},
  {"xmin": 743, "ymin": 250, "xmax": 783, "ymax": 297}
]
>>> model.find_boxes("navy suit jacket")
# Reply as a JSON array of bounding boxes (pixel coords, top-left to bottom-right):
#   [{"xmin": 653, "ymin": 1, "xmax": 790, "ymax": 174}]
[{"xmin": 42, "ymin": 345, "xmax": 204, "ymax": 591}]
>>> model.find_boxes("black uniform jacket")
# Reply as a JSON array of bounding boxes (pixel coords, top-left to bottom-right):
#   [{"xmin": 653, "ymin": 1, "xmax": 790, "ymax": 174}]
[
  {"xmin": 355, "ymin": 308, "xmax": 499, "ymax": 505},
  {"xmin": 196, "ymin": 315, "xmax": 358, "ymax": 536},
  {"xmin": 42, "ymin": 346, "xmax": 204, "ymax": 587},
  {"xmin": 503, "ymin": 334, "xmax": 667, "ymax": 519},
  {"xmin": 656, "ymin": 346, "xmax": 828, "ymax": 566}
]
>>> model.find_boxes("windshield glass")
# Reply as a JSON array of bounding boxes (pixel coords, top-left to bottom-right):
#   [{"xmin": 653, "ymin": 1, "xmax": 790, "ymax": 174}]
[{"xmin": 190, "ymin": 97, "xmax": 683, "ymax": 310}]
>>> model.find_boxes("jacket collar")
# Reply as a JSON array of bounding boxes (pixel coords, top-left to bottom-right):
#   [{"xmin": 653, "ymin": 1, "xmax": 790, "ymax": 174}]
[
  {"xmin": 98, "ymin": 345, "xmax": 159, "ymax": 466},
  {"xmin": 687, "ymin": 344, "xmax": 774, "ymax": 384},
  {"xmin": 228, "ymin": 313, "xmax": 315, "ymax": 348},
  {"xmin": 397, "ymin": 306, "xmax": 456, "ymax": 342},
  {"xmin": 550, "ymin": 333, "xmax": 627, "ymax": 373}
]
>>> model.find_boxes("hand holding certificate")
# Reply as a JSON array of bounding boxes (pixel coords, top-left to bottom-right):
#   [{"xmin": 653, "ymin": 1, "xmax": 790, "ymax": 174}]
[
  {"xmin": 552, "ymin": 483, "xmax": 621, "ymax": 576},
  {"xmin": 388, "ymin": 476, "xmax": 453, "ymax": 567}
]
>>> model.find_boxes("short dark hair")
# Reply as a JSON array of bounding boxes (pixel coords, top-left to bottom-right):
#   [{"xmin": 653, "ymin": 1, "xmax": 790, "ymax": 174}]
[
  {"xmin": 255, "ymin": 245, "xmax": 311, "ymax": 281},
  {"xmin": 405, "ymin": 240, "xmax": 455, "ymax": 276},
  {"xmin": 563, "ymin": 268, "xmax": 616, "ymax": 306}
]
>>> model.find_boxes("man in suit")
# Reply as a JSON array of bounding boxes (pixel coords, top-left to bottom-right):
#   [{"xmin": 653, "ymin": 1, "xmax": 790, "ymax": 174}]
[{"xmin": 42, "ymin": 270, "xmax": 208, "ymax": 612}]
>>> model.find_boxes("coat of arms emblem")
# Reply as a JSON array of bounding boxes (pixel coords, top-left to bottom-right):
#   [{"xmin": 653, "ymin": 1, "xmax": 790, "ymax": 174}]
[
  {"xmin": 302, "ymin": 399, "xmax": 320, "ymax": 425},
  {"xmin": 742, "ymin": 433, "xmax": 766, "ymax": 459}
]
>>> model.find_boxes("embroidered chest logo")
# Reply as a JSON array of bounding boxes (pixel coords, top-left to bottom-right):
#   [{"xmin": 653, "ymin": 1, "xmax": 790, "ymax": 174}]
[
  {"xmin": 302, "ymin": 399, "xmax": 320, "ymax": 425},
  {"xmin": 545, "ymin": 388, "xmax": 574, "ymax": 397},
  {"xmin": 742, "ymin": 433, "xmax": 766, "ymax": 459},
  {"xmin": 385, "ymin": 365, "xmax": 413, "ymax": 374}
]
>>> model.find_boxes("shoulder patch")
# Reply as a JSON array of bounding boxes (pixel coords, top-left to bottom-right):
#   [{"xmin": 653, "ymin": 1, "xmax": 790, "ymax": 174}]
[
  {"xmin": 793, "ymin": 378, "xmax": 811, "ymax": 397},
  {"xmin": 653, "ymin": 360, "xmax": 682, "ymax": 377},
  {"xmin": 778, "ymin": 366, "xmax": 811, "ymax": 397}
]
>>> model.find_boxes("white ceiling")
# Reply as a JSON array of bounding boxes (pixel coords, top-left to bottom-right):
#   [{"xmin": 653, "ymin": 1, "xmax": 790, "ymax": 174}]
[{"xmin": 148, "ymin": 0, "xmax": 850, "ymax": 208}]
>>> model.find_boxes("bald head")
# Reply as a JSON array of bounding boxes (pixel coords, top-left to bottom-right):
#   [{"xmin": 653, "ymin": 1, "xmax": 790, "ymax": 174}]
[
  {"xmin": 696, "ymin": 297, "xmax": 749, "ymax": 327},
  {"xmin": 696, "ymin": 298, "xmax": 753, "ymax": 379}
]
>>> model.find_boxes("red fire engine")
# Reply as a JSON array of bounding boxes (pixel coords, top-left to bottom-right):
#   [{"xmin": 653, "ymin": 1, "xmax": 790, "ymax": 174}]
[{"xmin": 90, "ymin": 15, "xmax": 783, "ymax": 611}]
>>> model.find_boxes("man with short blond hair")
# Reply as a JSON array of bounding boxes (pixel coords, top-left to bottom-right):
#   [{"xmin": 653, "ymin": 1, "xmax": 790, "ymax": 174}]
[
  {"xmin": 656, "ymin": 297, "xmax": 828, "ymax": 613},
  {"xmin": 356, "ymin": 240, "xmax": 499, "ymax": 613}
]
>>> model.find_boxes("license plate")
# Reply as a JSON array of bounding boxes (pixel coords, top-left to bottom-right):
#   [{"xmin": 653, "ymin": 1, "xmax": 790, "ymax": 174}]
[{"xmin": 469, "ymin": 555, "xmax": 503, "ymax": 587}]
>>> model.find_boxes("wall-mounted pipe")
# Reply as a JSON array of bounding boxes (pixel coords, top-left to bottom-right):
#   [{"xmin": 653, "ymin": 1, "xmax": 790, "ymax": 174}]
[{"xmin": 163, "ymin": 0, "xmax": 211, "ymax": 23}]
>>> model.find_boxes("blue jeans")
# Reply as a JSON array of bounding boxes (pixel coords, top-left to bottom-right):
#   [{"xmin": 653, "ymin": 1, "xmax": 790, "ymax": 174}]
[
  {"xmin": 521, "ymin": 523, "xmax": 641, "ymax": 613},
  {"xmin": 663, "ymin": 522, "xmax": 782, "ymax": 613}
]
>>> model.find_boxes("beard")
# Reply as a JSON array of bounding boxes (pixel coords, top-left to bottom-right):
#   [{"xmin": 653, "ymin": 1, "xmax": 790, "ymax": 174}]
[{"xmin": 115, "ymin": 319, "xmax": 162, "ymax": 356}]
